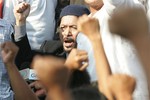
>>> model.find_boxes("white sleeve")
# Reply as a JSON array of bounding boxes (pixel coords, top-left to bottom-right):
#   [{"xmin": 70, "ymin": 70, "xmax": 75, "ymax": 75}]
[{"xmin": 103, "ymin": 0, "xmax": 142, "ymax": 15}]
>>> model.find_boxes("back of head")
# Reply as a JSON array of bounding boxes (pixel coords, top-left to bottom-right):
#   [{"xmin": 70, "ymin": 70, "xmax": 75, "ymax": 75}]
[
  {"xmin": 71, "ymin": 86, "xmax": 106, "ymax": 100},
  {"xmin": 68, "ymin": 70, "xmax": 91, "ymax": 89}
]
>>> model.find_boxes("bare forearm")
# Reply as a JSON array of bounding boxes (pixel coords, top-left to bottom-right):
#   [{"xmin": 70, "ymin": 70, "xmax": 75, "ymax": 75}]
[
  {"xmin": 5, "ymin": 63, "xmax": 38, "ymax": 100},
  {"xmin": 89, "ymin": 33, "xmax": 111, "ymax": 82},
  {"xmin": 16, "ymin": 20, "xmax": 26, "ymax": 26}
]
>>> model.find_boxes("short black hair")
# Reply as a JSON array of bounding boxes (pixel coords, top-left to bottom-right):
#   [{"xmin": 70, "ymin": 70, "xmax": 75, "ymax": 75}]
[
  {"xmin": 71, "ymin": 86, "xmax": 107, "ymax": 100},
  {"xmin": 68, "ymin": 70, "xmax": 91, "ymax": 89}
]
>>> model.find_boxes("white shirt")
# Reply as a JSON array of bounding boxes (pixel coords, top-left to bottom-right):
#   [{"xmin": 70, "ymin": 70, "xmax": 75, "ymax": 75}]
[
  {"xmin": 3, "ymin": 0, "xmax": 57, "ymax": 50},
  {"xmin": 94, "ymin": 0, "xmax": 149, "ymax": 100}
]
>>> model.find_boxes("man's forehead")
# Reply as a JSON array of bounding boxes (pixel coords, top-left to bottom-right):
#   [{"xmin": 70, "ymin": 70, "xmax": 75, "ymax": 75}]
[{"xmin": 60, "ymin": 15, "xmax": 78, "ymax": 25}]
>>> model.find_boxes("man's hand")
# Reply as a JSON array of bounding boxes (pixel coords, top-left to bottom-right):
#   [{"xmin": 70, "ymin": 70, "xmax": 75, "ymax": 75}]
[
  {"xmin": 78, "ymin": 15, "xmax": 100, "ymax": 40},
  {"xmin": 109, "ymin": 7, "xmax": 150, "ymax": 89},
  {"xmin": 1, "ymin": 41, "xmax": 19, "ymax": 65},
  {"xmin": 109, "ymin": 7, "xmax": 149, "ymax": 40},
  {"xmin": 31, "ymin": 55, "xmax": 69, "ymax": 90},
  {"xmin": 99, "ymin": 74, "xmax": 135, "ymax": 100},
  {"xmin": 65, "ymin": 49, "xmax": 88, "ymax": 71},
  {"xmin": 29, "ymin": 81, "xmax": 47, "ymax": 97},
  {"xmin": 14, "ymin": 2, "xmax": 30, "ymax": 26},
  {"xmin": 107, "ymin": 74, "xmax": 136, "ymax": 100}
]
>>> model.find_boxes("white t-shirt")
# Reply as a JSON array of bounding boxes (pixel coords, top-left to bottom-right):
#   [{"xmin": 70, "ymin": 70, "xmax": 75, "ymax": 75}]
[
  {"xmin": 3, "ymin": 0, "xmax": 57, "ymax": 50},
  {"xmin": 94, "ymin": 0, "xmax": 149, "ymax": 100}
]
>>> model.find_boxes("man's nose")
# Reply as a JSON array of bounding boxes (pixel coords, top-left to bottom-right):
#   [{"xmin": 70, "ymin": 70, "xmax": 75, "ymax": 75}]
[{"xmin": 64, "ymin": 27, "xmax": 72, "ymax": 36}]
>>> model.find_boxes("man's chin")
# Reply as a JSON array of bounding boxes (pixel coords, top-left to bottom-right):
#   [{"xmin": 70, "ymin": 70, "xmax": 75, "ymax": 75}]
[{"xmin": 64, "ymin": 47, "xmax": 73, "ymax": 53}]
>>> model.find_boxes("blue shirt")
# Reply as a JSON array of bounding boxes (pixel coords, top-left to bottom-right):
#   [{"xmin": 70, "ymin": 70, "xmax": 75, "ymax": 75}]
[
  {"xmin": 77, "ymin": 32, "xmax": 97, "ymax": 82},
  {"xmin": 0, "ymin": 19, "xmax": 14, "ymax": 100}
]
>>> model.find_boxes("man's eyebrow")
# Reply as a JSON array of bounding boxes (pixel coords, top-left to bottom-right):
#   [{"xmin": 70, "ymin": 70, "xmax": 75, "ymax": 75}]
[{"xmin": 60, "ymin": 25, "xmax": 77, "ymax": 27}]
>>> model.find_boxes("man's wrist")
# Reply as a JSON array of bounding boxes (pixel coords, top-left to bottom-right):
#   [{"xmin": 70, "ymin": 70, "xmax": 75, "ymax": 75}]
[
  {"xmin": 89, "ymin": 32, "xmax": 101, "ymax": 41},
  {"xmin": 4, "ymin": 62, "xmax": 16, "ymax": 69},
  {"xmin": 117, "ymin": 93, "xmax": 132, "ymax": 100},
  {"xmin": 16, "ymin": 20, "xmax": 26, "ymax": 26},
  {"xmin": 64, "ymin": 62, "xmax": 70, "ymax": 69}
]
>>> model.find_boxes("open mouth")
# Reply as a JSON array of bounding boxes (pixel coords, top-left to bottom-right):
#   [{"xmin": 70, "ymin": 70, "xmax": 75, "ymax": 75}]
[{"xmin": 64, "ymin": 37, "xmax": 74, "ymax": 48}]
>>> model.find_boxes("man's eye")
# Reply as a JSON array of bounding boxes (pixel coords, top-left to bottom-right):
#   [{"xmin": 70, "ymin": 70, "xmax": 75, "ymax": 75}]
[
  {"xmin": 60, "ymin": 26, "xmax": 65, "ymax": 29},
  {"xmin": 71, "ymin": 26, "xmax": 77, "ymax": 30},
  {"xmin": 60, "ymin": 26, "xmax": 66, "ymax": 31}
]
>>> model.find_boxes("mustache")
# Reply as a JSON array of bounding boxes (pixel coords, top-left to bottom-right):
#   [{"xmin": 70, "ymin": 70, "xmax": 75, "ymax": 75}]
[{"xmin": 64, "ymin": 37, "xmax": 75, "ymax": 42}]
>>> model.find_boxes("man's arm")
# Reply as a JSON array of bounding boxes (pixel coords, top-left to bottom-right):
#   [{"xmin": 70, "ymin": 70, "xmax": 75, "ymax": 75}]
[
  {"xmin": 109, "ymin": 6, "xmax": 150, "ymax": 88},
  {"xmin": 1, "ymin": 41, "xmax": 38, "ymax": 100},
  {"xmin": 14, "ymin": 25, "xmax": 34, "ymax": 68},
  {"xmin": 31, "ymin": 48, "xmax": 89, "ymax": 100},
  {"xmin": 31, "ymin": 55, "xmax": 70, "ymax": 100},
  {"xmin": 78, "ymin": 15, "xmax": 113, "ymax": 99},
  {"xmin": 78, "ymin": 15, "xmax": 136, "ymax": 100},
  {"xmin": 13, "ymin": 2, "xmax": 34, "ymax": 68}
]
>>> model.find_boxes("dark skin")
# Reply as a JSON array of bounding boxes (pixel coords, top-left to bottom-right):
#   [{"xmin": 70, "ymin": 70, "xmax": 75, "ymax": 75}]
[
  {"xmin": 31, "ymin": 48, "xmax": 89, "ymax": 100},
  {"xmin": 1, "ymin": 41, "xmax": 38, "ymax": 100}
]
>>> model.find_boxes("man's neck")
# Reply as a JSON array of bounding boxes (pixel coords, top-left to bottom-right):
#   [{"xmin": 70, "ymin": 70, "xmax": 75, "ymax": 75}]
[
  {"xmin": 90, "ymin": 7, "xmax": 99, "ymax": 14},
  {"xmin": 89, "ymin": 5, "xmax": 103, "ymax": 14}
]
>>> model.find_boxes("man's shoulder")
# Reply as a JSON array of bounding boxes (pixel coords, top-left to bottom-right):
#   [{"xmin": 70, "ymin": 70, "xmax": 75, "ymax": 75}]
[{"xmin": 40, "ymin": 40, "xmax": 65, "ymax": 57}]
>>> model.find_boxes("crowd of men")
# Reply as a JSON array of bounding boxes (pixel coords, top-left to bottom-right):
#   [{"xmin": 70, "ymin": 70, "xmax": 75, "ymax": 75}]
[{"xmin": 0, "ymin": 0, "xmax": 150, "ymax": 100}]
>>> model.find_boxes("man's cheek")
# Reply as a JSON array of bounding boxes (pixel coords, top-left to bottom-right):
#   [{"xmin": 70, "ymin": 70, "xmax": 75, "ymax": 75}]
[{"xmin": 59, "ymin": 33, "xmax": 63, "ymax": 42}]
